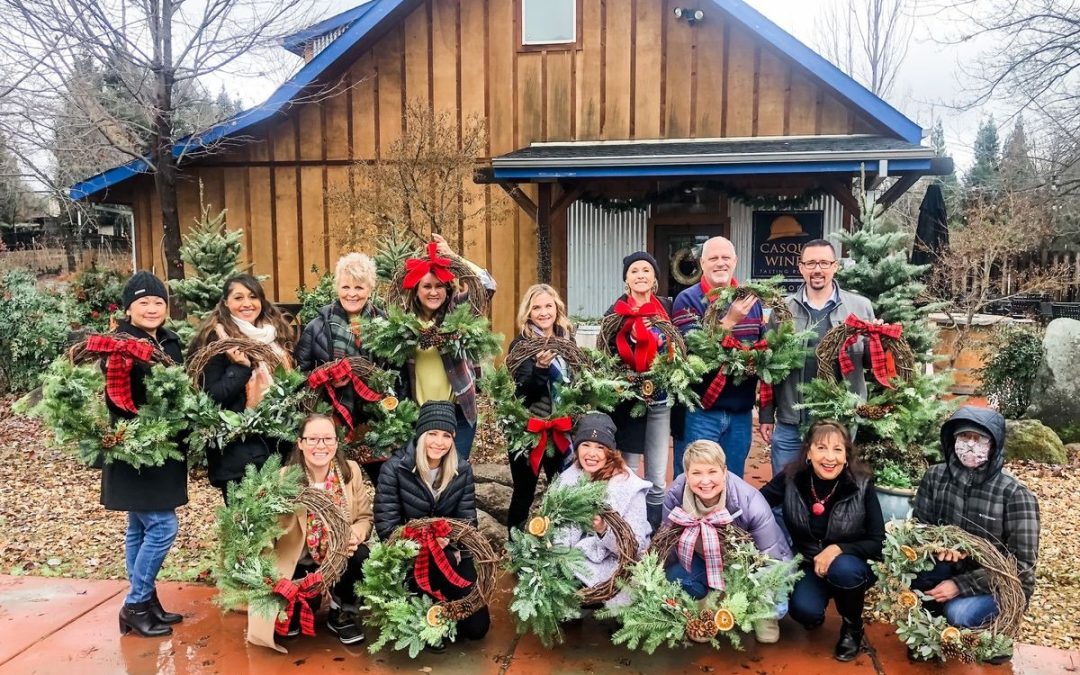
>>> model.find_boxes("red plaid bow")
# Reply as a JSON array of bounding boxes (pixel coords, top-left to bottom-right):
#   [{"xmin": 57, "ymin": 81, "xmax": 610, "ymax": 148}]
[
  {"xmin": 401, "ymin": 519, "xmax": 471, "ymax": 601},
  {"xmin": 86, "ymin": 335, "xmax": 155, "ymax": 414},
  {"xmin": 838, "ymin": 316, "xmax": 903, "ymax": 388},
  {"xmin": 307, "ymin": 359, "xmax": 382, "ymax": 428},
  {"xmin": 525, "ymin": 416, "xmax": 572, "ymax": 475},
  {"xmin": 614, "ymin": 298, "xmax": 669, "ymax": 372},
  {"xmin": 403, "ymin": 242, "xmax": 455, "ymax": 290},
  {"xmin": 667, "ymin": 506, "xmax": 736, "ymax": 591},
  {"xmin": 701, "ymin": 335, "xmax": 770, "ymax": 408},
  {"xmin": 272, "ymin": 572, "xmax": 323, "ymax": 637}
]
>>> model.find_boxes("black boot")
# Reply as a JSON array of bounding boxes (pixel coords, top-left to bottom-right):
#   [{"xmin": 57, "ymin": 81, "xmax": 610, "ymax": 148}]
[
  {"xmin": 834, "ymin": 617, "xmax": 863, "ymax": 662},
  {"xmin": 119, "ymin": 601, "xmax": 172, "ymax": 637},
  {"xmin": 149, "ymin": 591, "xmax": 183, "ymax": 625}
]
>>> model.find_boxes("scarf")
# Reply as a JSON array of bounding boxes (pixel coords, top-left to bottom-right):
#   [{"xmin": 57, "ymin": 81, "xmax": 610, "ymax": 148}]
[
  {"xmin": 328, "ymin": 306, "xmax": 363, "ymax": 359},
  {"xmin": 668, "ymin": 498, "xmax": 739, "ymax": 591},
  {"xmin": 230, "ymin": 315, "xmax": 286, "ymax": 359},
  {"xmin": 304, "ymin": 461, "xmax": 347, "ymax": 565},
  {"xmin": 613, "ymin": 296, "xmax": 669, "ymax": 372}
]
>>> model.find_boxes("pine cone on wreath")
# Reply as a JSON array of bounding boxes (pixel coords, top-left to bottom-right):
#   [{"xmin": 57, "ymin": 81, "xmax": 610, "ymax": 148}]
[
  {"xmin": 855, "ymin": 403, "xmax": 896, "ymax": 420},
  {"xmin": 941, "ymin": 640, "xmax": 964, "ymax": 661},
  {"xmin": 961, "ymin": 632, "xmax": 980, "ymax": 650},
  {"xmin": 686, "ymin": 618, "xmax": 718, "ymax": 642}
]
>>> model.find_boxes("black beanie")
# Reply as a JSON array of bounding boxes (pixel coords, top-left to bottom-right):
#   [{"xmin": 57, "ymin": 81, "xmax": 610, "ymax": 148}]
[
  {"xmin": 415, "ymin": 401, "xmax": 458, "ymax": 438},
  {"xmin": 574, "ymin": 412, "xmax": 617, "ymax": 451},
  {"xmin": 122, "ymin": 271, "xmax": 169, "ymax": 309},
  {"xmin": 622, "ymin": 251, "xmax": 659, "ymax": 280}
]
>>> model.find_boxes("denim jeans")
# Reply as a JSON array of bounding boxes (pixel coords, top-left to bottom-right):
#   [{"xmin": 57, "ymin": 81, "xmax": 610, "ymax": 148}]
[
  {"xmin": 124, "ymin": 510, "xmax": 179, "ymax": 604},
  {"xmin": 622, "ymin": 402, "xmax": 670, "ymax": 505},
  {"xmin": 770, "ymin": 422, "xmax": 803, "ymax": 477},
  {"xmin": 789, "ymin": 554, "xmax": 873, "ymax": 626},
  {"xmin": 912, "ymin": 561, "xmax": 1000, "ymax": 628},
  {"xmin": 454, "ymin": 406, "xmax": 475, "ymax": 461},
  {"xmin": 667, "ymin": 553, "xmax": 789, "ymax": 618},
  {"xmin": 673, "ymin": 408, "xmax": 753, "ymax": 478}
]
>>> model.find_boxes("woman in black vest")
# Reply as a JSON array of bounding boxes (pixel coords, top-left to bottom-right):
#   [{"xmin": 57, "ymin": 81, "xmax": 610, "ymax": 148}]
[
  {"xmin": 374, "ymin": 400, "xmax": 490, "ymax": 645},
  {"xmin": 759, "ymin": 420, "xmax": 884, "ymax": 662}
]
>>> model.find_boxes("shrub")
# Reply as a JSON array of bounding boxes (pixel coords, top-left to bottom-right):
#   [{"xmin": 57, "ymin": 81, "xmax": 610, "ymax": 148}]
[
  {"xmin": 0, "ymin": 269, "xmax": 75, "ymax": 393},
  {"xmin": 977, "ymin": 324, "xmax": 1043, "ymax": 419},
  {"xmin": 295, "ymin": 266, "xmax": 336, "ymax": 326},
  {"xmin": 69, "ymin": 264, "xmax": 128, "ymax": 332}
]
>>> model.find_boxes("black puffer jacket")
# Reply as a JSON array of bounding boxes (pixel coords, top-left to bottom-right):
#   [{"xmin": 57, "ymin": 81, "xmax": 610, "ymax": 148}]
[
  {"xmin": 101, "ymin": 321, "xmax": 188, "ymax": 512},
  {"xmin": 374, "ymin": 442, "xmax": 477, "ymax": 540},
  {"xmin": 199, "ymin": 351, "xmax": 275, "ymax": 487},
  {"xmin": 295, "ymin": 300, "xmax": 382, "ymax": 373},
  {"xmin": 509, "ymin": 331, "xmax": 574, "ymax": 417}
]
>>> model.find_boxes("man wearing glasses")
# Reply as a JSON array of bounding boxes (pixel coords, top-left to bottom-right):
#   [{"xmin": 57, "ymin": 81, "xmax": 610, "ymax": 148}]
[{"xmin": 758, "ymin": 239, "xmax": 876, "ymax": 475}]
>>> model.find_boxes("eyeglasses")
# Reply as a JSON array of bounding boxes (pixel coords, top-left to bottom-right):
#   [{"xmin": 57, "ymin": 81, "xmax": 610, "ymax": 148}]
[
  {"xmin": 799, "ymin": 260, "xmax": 837, "ymax": 270},
  {"xmin": 301, "ymin": 437, "xmax": 338, "ymax": 447}
]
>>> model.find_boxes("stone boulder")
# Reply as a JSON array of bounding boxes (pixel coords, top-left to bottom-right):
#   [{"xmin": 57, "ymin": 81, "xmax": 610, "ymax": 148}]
[
  {"xmin": 1004, "ymin": 419, "xmax": 1067, "ymax": 464},
  {"xmin": 1026, "ymin": 318, "xmax": 1080, "ymax": 435},
  {"xmin": 472, "ymin": 462, "xmax": 514, "ymax": 488},
  {"xmin": 474, "ymin": 482, "xmax": 512, "ymax": 525},
  {"xmin": 476, "ymin": 509, "xmax": 507, "ymax": 549}
]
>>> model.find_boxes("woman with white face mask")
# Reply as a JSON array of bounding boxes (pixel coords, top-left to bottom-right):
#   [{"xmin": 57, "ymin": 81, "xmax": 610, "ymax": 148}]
[{"xmin": 909, "ymin": 406, "xmax": 1040, "ymax": 665}]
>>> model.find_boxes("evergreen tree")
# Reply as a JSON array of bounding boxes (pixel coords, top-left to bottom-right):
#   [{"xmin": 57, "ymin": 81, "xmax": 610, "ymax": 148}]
[
  {"xmin": 929, "ymin": 119, "xmax": 963, "ymax": 218},
  {"xmin": 1000, "ymin": 117, "xmax": 1037, "ymax": 192},
  {"xmin": 965, "ymin": 117, "xmax": 1001, "ymax": 196}
]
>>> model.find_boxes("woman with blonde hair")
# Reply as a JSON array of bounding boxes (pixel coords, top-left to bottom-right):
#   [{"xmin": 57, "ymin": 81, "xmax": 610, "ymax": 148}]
[{"xmin": 506, "ymin": 283, "xmax": 575, "ymax": 532}]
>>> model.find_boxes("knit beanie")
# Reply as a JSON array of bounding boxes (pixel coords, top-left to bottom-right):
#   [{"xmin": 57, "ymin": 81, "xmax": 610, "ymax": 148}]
[
  {"xmin": 622, "ymin": 251, "xmax": 659, "ymax": 280},
  {"xmin": 415, "ymin": 400, "xmax": 458, "ymax": 439},
  {"xmin": 574, "ymin": 412, "xmax": 617, "ymax": 451},
  {"xmin": 121, "ymin": 271, "xmax": 169, "ymax": 309}
]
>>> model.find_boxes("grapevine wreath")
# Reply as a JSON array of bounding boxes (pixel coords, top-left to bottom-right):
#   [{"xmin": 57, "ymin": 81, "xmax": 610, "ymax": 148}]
[
  {"xmin": 504, "ymin": 478, "xmax": 639, "ymax": 647},
  {"xmin": 359, "ymin": 303, "xmax": 502, "ymax": 368},
  {"xmin": 599, "ymin": 523, "xmax": 801, "ymax": 653},
  {"xmin": 186, "ymin": 337, "xmax": 309, "ymax": 460},
  {"xmin": 304, "ymin": 356, "xmax": 419, "ymax": 462},
  {"xmin": 702, "ymin": 276, "xmax": 794, "ymax": 326},
  {"xmin": 21, "ymin": 333, "xmax": 192, "ymax": 469},
  {"xmin": 359, "ymin": 518, "xmax": 498, "ymax": 657},
  {"xmin": 383, "ymin": 242, "xmax": 490, "ymax": 316},
  {"xmin": 871, "ymin": 520, "xmax": 1024, "ymax": 663},
  {"xmin": 815, "ymin": 315, "xmax": 916, "ymax": 388},
  {"xmin": 214, "ymin": 457, "xmax": 351, "ymax": 637}
]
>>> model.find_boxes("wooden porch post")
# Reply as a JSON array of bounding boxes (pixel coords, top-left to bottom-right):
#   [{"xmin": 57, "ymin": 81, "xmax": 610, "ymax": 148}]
[{"xmin": 537, "ymin": 182, "xmax": 552, "ymax": 284}]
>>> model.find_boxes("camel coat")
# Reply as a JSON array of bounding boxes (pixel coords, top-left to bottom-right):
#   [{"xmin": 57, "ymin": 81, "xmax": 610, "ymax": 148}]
[{"xmin": 247, "ymin": 460, "xmax": 374, "ymax": 652}]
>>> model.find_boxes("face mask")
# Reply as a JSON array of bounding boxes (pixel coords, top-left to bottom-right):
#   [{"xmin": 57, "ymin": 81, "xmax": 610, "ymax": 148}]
[{"xmin": 954, "ymin": 436, "xmax": 992, "ymax": 469}]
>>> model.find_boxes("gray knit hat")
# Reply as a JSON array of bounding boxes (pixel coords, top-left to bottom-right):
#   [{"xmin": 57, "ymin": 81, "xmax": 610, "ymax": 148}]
[
  {"xmin": 574, "ymin": 412, "xmax": 617, "ymax": 451},
  {"xmin": 415, "ymin": 401, "xmax": 457, "ymax": 439}
]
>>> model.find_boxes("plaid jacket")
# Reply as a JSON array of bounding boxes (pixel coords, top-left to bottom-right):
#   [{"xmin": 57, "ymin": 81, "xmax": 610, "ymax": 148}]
[{"xmin": 913, "ymin": 406, "xmax": 1040, "ymax": 601}]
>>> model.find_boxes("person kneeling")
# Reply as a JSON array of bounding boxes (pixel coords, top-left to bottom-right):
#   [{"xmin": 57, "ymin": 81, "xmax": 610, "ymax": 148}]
[
  {"xmin": 248, "ymin": 414, "xmax": 373, "ymax": 651},
  {"xmin": 662, "ymin": 440, "xmax": 793, "ymax": 644}
]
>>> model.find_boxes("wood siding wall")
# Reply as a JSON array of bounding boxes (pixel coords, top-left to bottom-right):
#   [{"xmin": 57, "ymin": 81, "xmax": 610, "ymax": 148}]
[{"xmin": 128, "ymin": 0, "xmax": 884, "ymax": 340}]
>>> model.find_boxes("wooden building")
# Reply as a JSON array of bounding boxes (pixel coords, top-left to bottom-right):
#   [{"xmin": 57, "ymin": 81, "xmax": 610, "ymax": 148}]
[{"xmin": 72, "ymin": 0, "xmax": 951, "ymax": 336}]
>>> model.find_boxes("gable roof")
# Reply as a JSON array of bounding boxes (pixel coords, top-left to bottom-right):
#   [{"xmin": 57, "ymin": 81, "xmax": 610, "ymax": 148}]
[
  {"xmin": 281, "ymin": 1, "xmax": 377, "ymax": 56},
  {"xmin": 71, "ymin": 0, "xmax": 923, "ymax": 201}
]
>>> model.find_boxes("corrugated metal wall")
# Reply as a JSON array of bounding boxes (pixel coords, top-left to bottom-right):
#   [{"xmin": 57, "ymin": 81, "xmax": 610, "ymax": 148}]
[
  {"xmin": 566, "ymin": 202, "xmax": 647, "ymax": 318},
  {"xmin": 727, "ymin": 195, "xmax": 846, "ymax": 282}
]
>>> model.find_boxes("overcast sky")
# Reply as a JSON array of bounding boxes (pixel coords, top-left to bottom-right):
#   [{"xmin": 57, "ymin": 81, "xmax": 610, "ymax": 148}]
[{"xmin": 210, "ymin": 0, "xmax": 1002, "ymax": 172}]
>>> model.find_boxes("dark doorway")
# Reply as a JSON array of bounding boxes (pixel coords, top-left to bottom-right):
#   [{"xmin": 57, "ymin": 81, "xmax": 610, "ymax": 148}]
[{"xmin": 652, "ymin": 220, "xmax": 731, "ymax": 298}]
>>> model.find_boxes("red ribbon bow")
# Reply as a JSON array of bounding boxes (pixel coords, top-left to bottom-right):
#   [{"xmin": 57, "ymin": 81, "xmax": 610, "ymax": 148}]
[
  {"xmin": 838, "ymin": 316, "xmax": 903, "ymax": 388},
  {"xmin": 525, "ymin": 416, "xmax": 572, "ymax": 475},
  {"xmin": 667, "ymin": 506, "xmax": 736, "ymax": 591},
  {"xmin": 401, "ymin": 519, "xmax": 471, "ymax": 601},
  {"xmin": 307, "ymin": 359, "xmax": 382, "ymax": 428},
  {"xmin": 403, "ymin": 242, "xmax": 455, "ymax": 290},
  {"xmin": 272, "ymin": 572, "xmax": 324, "ymax": 637},
  {"xmin": 613, "ymin": 298, "xmax": 669, "ymax": 372},
  {"xmin": 700, "ymin": 335, "xmax": 770, "ymax": 409},
  {"xmin": 86, "ymin": 335, "xmax": 155, "ymax": 414}
]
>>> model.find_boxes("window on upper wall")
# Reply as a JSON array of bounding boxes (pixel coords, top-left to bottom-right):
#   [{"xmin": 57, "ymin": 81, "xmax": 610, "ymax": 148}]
[{"xmin": 522, "ymin": 0, "xmax": 576, "ymax": 45}]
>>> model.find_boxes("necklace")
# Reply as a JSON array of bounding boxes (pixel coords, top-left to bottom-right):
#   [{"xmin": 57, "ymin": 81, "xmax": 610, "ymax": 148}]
[{"xmin": 809, "ymin": 476, "xmax": 839, "ymax": 516}]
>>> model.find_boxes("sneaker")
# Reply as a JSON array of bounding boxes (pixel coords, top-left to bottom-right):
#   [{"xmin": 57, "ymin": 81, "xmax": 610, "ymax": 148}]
[
  {"xmin": 753, "ymin": 618, "xmax": 780, "ymax": 644},
  {"xmin": 327, "ymin": 609, "xmax": 365, "ymax": 645}
]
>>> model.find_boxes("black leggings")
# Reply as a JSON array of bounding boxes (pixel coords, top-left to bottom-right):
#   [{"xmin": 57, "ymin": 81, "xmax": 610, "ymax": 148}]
[
  {"xmin": 295, "ymin": 544, "xmax": 370, "ymax": 607},
  {"xmin": 409, "ymin": 553, "xmax": 490, "ymax": 641},
  {"xmin": 508, "ymin": 450, "xmax": 564, "ymax": 533}
]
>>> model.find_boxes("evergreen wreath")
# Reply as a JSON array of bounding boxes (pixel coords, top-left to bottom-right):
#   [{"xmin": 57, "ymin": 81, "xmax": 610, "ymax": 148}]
[
  {"xmin": 578, "ymin": 182, "xmax": 829, "ymax": 214},
  {"xmin": 600, "ymin": 524, "xmax": 802, "ymax": 652},
  {"xmin": 19, "ymin": 336, "xmax": 193, "ymax": 469},
  {"xmin": 504, "ymin": 478, "xmax": 638, "ymax": 647},
  {"xmin": 702, "ymin": 276, "xmax": 793, "ymax": 327},
  {"xmin": 359, "ymin": 518, "xmax": 499, "ymax": 657},
  {"xmin": 384, "ymin": 244, "xmax": 490, "ymax": 316},
  {"xmin": 214, "ymin": 457, "xmax": 351, "ymax": 628},
  {"xmin": 815, "ymin": 317, "xmax": 916, "ymax": 387},
  {"xmin": 870, "ymin": 520, "xmax": 1023, "ymax": 663},
  {"xmin": 359, "ymin": 304, "xmax": 502, "ymax": 368}
]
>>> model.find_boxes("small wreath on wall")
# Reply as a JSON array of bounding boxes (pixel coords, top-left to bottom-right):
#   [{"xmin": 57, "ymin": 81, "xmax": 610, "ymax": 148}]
[{"xmin": 670, "ymin": 246, "xmax": 702, "ymax": 286}]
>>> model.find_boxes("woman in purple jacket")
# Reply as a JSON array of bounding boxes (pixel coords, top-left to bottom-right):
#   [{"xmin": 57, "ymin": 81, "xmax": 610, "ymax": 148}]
[{"xmin": 662, "ymin": 439, "xmax": 792, "ymax": 644}]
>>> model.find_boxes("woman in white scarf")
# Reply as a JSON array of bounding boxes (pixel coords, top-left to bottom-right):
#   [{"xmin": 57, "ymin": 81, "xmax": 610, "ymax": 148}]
[{"xmin": 190, "ymin": 274, "xmax": 296, "ymax": 502}]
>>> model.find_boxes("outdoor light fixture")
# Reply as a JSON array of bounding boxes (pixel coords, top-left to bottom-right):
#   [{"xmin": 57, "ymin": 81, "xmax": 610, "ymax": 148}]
[{"xmin": 673, "ymin": 7, "xmax": 705, "ymax": 24}]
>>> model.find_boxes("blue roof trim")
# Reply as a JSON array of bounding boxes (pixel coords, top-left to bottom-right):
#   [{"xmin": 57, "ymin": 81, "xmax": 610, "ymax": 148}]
[
  {"xmin": 70, "ymin": 0, "xmax": 409, "ymax": 201},
  {"xmin": 492, "ymin": 159, "xmax": 933, "ymax": 180},
  {"xmin": 713, "ymin": 0, "xmax": 923, "ymax": 145},
  {"xmin": 281, "ymin": 2, "xmax": 376, "ymax": 56}
]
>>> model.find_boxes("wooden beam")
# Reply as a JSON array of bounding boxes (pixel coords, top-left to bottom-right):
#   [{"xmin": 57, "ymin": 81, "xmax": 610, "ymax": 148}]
[
  {"xmin": 876, "ymin": 174, "xmax": 921, "ymax": 211},
  {"xmin": 537, "ymin": 182, "xmax": 553, "ymax": 284},
  {"xmin": 551, "ymin": 184, "xmax": 586, "ymax": 218},
  {"xmin": 824, "ymin": 181, "xmax": 861, "ymax": 225},
  {"xmin": 497, "ymin": 182, "xmax": 538, "ymax": 222}
]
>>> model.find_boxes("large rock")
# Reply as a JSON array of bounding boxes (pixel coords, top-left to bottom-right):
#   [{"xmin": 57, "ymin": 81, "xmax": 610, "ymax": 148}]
[
  {"xmin": 474, "ymin": 482, "xmax": 512, "ymax": 525},
  {"xmin": 472, "ymin": 462, "xmax": 514, "ymax": 488},
  {"xmin": 1026, "ymin": 318, "xmax": 1080, "ymax": 434},
  {"xmin": 1004, "ymin": 419, "xmax": 1067, "ymax": 464},
  {"xmin": 476, "ymin": 509, "xmax": 507, "ymax": 549}
]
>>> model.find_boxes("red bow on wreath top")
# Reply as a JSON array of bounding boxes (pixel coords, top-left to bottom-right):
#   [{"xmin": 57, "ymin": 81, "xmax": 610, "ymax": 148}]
[
  {"xmin": 86, "ymin": 335, "xmax": 155, "ymax": 414},
  {"xmin": 401, "ymin": 519, "xmax": 471, "ymax": 601},
  {"xmin": 525, "ymin": 416, "xmax": 572, "ymax": 475},
  {"xmin": 403, "ymin": 242, "xmax": 455, "ymax": 290},
  {"xmin": 838, "ymin": 316, "xmax": 903, "ymax": 388},
  {"xmin": 272, "ymin": 572, "xmax": 323, "ymax": 637},
  {"xmin": 307, "ymin": 358, "xmax": 382, "ymax": 428},
  {"xmin": 701, "ymin": 335, "xmax": 774, "ymax": 410}
]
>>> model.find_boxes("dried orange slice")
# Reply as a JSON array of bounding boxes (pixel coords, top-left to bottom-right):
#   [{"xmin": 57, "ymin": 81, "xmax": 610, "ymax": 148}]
[
  {"xmin": 426, "ymin": 604, "xmax": 444, "ymax": 627},
  {"xmin": 527, "ymin": 516, "xmax": 550, "ymax": 537},
  {"xmin": 380, "ymin": 396, "xmax": 399, "ymax": 412},
  {"xmin": 713, "ymin": 608, "xmax": 735, "ymax": 632},
  {"xmin": 900, "ymin": 545, "xmax": 919, "ymax": 562},
  {"xmin": 941, "ymin": 626, "xmax": 962, "ymax": 643},
  {"xmin": 898, "ymin": 590, "xmax": 920, "ymax": 609}
]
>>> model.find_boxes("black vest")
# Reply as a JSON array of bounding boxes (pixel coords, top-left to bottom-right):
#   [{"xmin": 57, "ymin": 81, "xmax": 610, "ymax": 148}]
[{"xmin": 782, "ymin": 469, "xmax": 870, "ymax": 559}]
